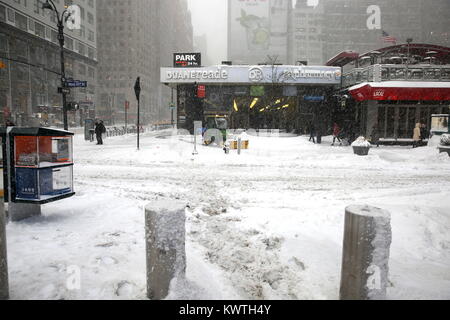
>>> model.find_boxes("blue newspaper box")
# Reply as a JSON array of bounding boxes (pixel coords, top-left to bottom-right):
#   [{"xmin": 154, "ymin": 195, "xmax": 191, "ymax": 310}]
[{"xmin": 5, "ymin": 128, "xmax": 75, "ymax": 204}]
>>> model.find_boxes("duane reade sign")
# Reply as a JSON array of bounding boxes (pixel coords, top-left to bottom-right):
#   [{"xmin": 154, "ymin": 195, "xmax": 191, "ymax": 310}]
[
  {"xmin": 161, "ymin": 65, "xmax": 342, "ymax": 85},
  {"xmin": 174, "ymin": 53, "xmax": 202, "ymax": 68}
]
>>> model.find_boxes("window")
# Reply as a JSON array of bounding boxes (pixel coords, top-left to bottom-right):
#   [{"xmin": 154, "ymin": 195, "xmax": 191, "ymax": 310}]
[
  {"xmin": 0, "ymin": 4, "xmax": 6, "ymax": 22},
  {"xmin": 15, "ymin": 12, "xmax": 28, "ymax": 31},
  {"xmin": 441, "ymin": 68, "xmax": 450, "ymax": 80},
  {"xmin": 87, "ymin": 12, "xmax": 94, "ymax": 24},
  {"xmin": 0, "ymin": 33, "xmax": 8, "ymax": 53},
  {"xmin": 80, "ymin": 25, "xmax": 85, "ymax": 38},
  {"xmin": 88, "ymin": 30, "xmax": 95, "ymax": 42},
  {"xmin": 88, "ymin": 67, "xmax": 94, "ymax": 78},
  {"xmin": 78, "ymin": 42, "xmax": 85, "ymax": 55},
  {"xmin": 35, "ymin": 22, "xmax": 45, "ymax": 38},
  {"xmin": 78, "ymin": 63, "xmax": 86, "ymax": 76},
  {"xmin": 7, "ymin": 8, "xmax": 14, "ymax": 23},
  {"xmin": 65, "ymin": 37, "xmax": 74, "ymax": 50}
]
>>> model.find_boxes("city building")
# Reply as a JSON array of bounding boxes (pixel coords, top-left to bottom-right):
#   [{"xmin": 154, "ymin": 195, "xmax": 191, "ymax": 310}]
[
  {"xmin": 291, "ymin": 0, "xmax": 324, "ymax": 66},
  {"xmin": 328, "ymin": 43, "xmax": 450, "ymax": 142},
  {"xmin": 96, "ymin": 0, "xmax": 193, "ymax": 126},
  {"xmin": 227, "ymin": 0, "xmax": 293, "ymax": 65},
  {"xmin": 321, "ymin": 0, "xmax": 450, "ymax": 64},
  {"xmin": 194, "ymin": 34, "xmax": 213, "ymax": 66},
  {"xmin": 0, "ymin": 0, "xmax": 98, "ymax": 127}
]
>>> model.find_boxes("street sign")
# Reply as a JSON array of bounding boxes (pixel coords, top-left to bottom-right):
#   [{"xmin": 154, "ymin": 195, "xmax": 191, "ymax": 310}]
[
  {"xmin": 64, "ymin": 80, "xmax": 88, "ymax": 88},
  {"xmin": 58, "ymin": 87, "xmax": 71, "ymax": 94},
  {"xmin": 169, "ymin": 102, "xmax": 176, "ymax": 109},
  {"xmin": 197, "ymin": 85, "xmax": 206, "ymax": 98},
  {"xmin": 134, "ymin": 77, "xmax": 141, "ymax": 100}
]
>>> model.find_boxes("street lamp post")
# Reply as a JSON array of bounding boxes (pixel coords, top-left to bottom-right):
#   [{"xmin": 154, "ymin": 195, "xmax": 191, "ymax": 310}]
[{"xmin": 42, "ymin": 0, "xmax": 71, "ymax": 131}]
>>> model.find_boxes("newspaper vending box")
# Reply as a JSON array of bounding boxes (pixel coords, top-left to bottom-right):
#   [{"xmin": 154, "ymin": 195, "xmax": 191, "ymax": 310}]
[{"xmin": 5, "ymin": 128, "xmax": 75, "ymax": 204}]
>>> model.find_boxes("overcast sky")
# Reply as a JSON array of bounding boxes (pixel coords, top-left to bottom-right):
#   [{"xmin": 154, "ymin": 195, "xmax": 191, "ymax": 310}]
[{"xmin": 187, "ymin": 0, "xmax": 228, "ymax": 64}]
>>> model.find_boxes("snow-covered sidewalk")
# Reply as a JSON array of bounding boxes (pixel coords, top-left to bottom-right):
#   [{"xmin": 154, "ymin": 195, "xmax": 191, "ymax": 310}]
[{"xmin": 5, "ymin": 130, "xmax": 450, "ymax": 300}]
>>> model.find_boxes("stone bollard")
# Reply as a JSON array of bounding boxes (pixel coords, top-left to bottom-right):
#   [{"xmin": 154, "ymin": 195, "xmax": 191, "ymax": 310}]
[
  {"xmin": 0, "ymin": 197, "xmax": 8, "ymax": 300},
  {"xmin": 237, "ymin": 137, "xmax": 242, "ymax": 155},
  {"xmin": 145, "ymin": 200, "xmax": 186, "ymax": 300},
  {"xmin": 8, "ymin": 203, "xmax": 41, "ymax": 222},
  {"xmin": 340, "ymin": 205, "xmax": 392, "ymax": 300}
]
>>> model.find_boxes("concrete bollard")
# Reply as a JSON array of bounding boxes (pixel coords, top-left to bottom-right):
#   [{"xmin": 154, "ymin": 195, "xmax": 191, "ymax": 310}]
[
  {"xmin": 340, "ymin": 205, "xmax": 392, "ymax": 300},
  {"xmin": 0, "ymin": 197, "xmax": 8, "ymax": 300},
  {"xmin": 8, "ymin": 203, "xmax": 41, "ymax": 222},
  {"xmin": 237, "ymin": 137, "xmax": 242, "ymax": 155},
  {"xmin": 145, "ymin": 200, "xmax": 186, "ymax": 300}
]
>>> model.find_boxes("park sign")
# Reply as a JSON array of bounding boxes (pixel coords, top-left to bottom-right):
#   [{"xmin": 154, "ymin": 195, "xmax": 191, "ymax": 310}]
[{"xmin": 174, "ymin": 53, "xmax": 201, "ymax": 68}]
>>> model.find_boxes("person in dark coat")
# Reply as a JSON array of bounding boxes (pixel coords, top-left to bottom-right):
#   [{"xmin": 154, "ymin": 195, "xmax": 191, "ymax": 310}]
[
  {"xmin": 331, "ymin": 123, "xmax": 342, "ymax": 146},
  {"xmin": 309, "ymin": 121, "xmax": 316, "ymax": 144},
  {"xmin": 420, "ymin": 123, "xmax": 428, "ymax": 145},
  {"xmin": 370, "ymin": 124, "xmax": 380, "ymax": 147},
  {"xmin": 94, "ymin": 120, "xmax": 106, "ymax": 145}
]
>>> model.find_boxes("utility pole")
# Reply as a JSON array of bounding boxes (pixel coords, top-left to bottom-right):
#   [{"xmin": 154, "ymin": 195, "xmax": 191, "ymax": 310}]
[
  {"xmin": 42, "ymin": 0, "xmax": 73, "ymax": 131},
  {"xmin": 134, "ymin": 77, "xmax": 141, "ymax": 150}
]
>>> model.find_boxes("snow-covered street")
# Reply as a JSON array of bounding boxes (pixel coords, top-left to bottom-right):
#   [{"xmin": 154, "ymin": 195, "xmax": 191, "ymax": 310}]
[{"xmin": 5, "ymin": 130, "xmax": 450, "ymax": 300}]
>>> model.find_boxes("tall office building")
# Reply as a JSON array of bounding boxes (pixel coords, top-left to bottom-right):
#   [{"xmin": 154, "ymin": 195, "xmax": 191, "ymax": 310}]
[
  {"xmin": 290, "ymin": 0, "xmax": 450, "ymax": 65},
  {"xmin": 96, "ymin": 0, "xmax": 193, "ymax": 125},
  {"xmin": 194, "ymin": 34, "xmax": 213, "ymax": 66},
  {"xmin": 321, "ymin": 0, "xmax": 450, "ymax": 62},
  {"xmin": 0, "ymin": 0, "xmax": 98, "ymax": 126},
  {"xmin": 292, "ymin": 0, "xmax": 324, "ymax": 65},
  {"xmin": 227, "ymin": 0, "xmax": 293, "ymax": 65}
]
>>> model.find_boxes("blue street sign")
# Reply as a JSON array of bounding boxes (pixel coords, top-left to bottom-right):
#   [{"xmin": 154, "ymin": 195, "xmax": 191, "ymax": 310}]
[
  {"xmin": 304, "ymin": 95, "xmax": 325, "ymax": 102},
  {"xmin": 64, "ymin": 80, "xmax": 88, "ymax": 88}
]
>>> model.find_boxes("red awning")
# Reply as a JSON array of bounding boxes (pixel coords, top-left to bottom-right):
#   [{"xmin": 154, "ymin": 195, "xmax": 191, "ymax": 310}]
[{"xmin": 348, "ymin": 82, "xmax": 450, "ymax": 102}]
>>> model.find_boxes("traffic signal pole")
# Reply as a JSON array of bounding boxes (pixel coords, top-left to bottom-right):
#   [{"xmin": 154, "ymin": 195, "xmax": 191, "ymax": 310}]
[{"xmin": 134, "ymin": 77, "xmax": 141, "ymax": 150}]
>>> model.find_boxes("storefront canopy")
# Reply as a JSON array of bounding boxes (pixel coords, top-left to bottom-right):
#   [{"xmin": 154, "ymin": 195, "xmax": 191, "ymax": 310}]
[
  {"xmin": 348, "ymin": 81, "xmax": 450, "ymax": 102},
  {"xmin": 161, "ymin": 65, "xmax": 342, "ymax": 86}
]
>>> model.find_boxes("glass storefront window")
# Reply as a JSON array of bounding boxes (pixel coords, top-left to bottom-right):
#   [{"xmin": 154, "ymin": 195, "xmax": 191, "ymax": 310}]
[
  {"xmin": 381, "ymin": 67, "xmax": 389, "ymax": 80},
  {"xmin": 441, "ymin": 69, "xmax": 450, "ymax": 81},
  {"xmin": 390, "ymin": 67, "xmax": 406, "ymax": 80},
  {"xmin": 408, "ymin": 68, "xmax": 424, "ymax": 80},
  {"xmin": 398, "ymin": 108, "xmax": 407, "ymax": 138},
  {"xmin": 424, "ymin": 68, "xmax": 441, "ymax": 80}
]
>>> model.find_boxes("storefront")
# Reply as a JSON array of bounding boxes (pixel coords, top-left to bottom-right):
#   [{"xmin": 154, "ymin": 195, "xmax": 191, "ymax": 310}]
[
  {"xmin": 161, "ymin": 64, "xmax": 342, "ymax": 133},
  {"xmin": 347, "ymin": 81, "xmax": 450, "ymax": 140}
]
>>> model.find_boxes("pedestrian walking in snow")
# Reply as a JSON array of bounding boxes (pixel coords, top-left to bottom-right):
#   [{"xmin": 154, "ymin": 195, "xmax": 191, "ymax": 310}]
[
  {"xmin": 412, "ymin": 123, "xmax": 421, "ymax": 148},
  {"xmin": 331, "ymin": 123, "xmax": 342, "ymax": 146},
  {"xmin": 309, "ymin": 121, "xmax": 316, "ymax": 144},
  {"xmin": 370, "ymin": 124, "xmax": 380, "ymax": 147},
  {"xmin": 95, "ymin": 120, "xmax": 106, "ymax": 145},
  {"xmin": 420, "ymin": 123, "xmax": 428, "ymax": 145}
]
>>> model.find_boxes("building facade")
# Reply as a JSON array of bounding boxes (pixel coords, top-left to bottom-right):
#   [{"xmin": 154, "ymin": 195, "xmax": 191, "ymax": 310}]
[
  {"xmin": 227, "ymin": 0, "xmax": 293, "ymax": 65},
  {"xmin": 289, "ymin": 0, "xmax": 450, "ymax": 65},
  {"xmin": 0, "ymin": 0, "xmax": 98, "ymax": 127},
  {"xmin": 321, "ymin": 0, "xmax": 450, "ymax": 63},
  {"xmin": 96, "ymin": 0, "xmax": 193, "ymax": 126},
  {"xmin": 291, "ymin": 0, "xmax": 324, "ymax": 66}
]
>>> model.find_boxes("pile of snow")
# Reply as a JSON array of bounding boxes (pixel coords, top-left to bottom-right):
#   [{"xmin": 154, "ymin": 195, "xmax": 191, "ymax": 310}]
[
  {"xmin": 351, "ymin": 136, "xmax": 371, "ymax": 148},
  {"xmin": 440, "ymin": 134, "xmax": 450, "ymax": 146},
  {"xmin": 4, "ymin": 130, "xmax": 450, "ymax": 300},
  {"xmin": 239, "ymin": 132, "xmax": 249, "ymax": 141}
]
